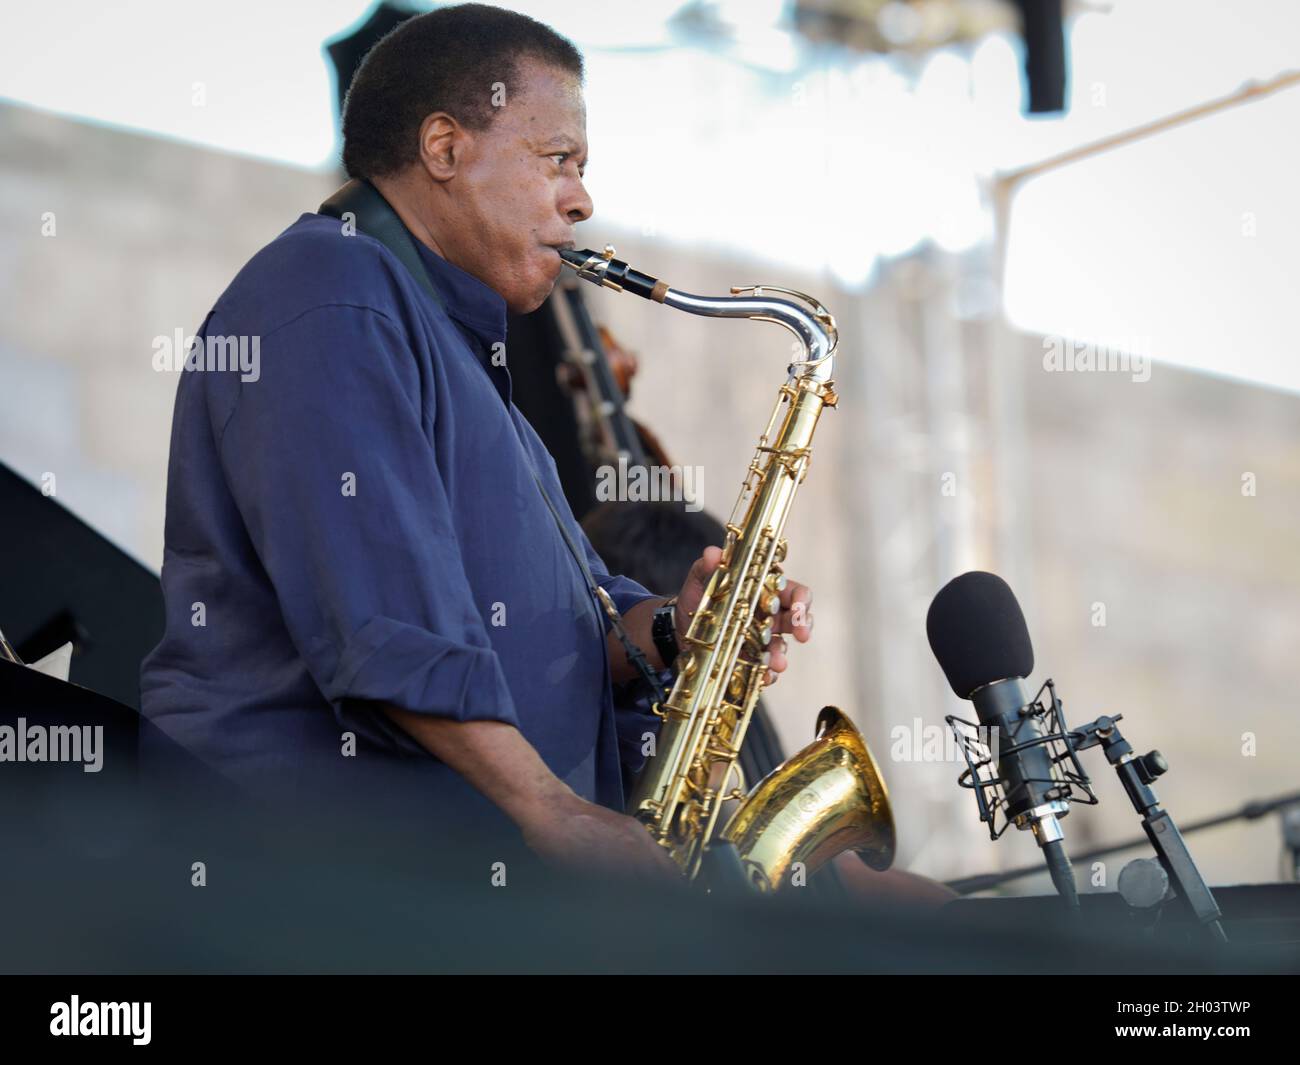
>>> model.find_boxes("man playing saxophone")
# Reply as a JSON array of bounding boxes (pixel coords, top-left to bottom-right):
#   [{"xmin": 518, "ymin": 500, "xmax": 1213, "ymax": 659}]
[{"xmin": 139, "ymin": 4, "xmax": 813, "ymax": 881}]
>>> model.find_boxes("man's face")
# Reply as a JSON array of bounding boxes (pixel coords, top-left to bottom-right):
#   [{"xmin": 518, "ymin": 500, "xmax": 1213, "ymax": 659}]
[{"xmin": 439, "ymin": 58, "xmax": 592, "ymax": 314}]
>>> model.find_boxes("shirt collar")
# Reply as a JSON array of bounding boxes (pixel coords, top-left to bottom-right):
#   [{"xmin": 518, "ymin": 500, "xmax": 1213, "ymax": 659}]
[{"xmin": 412, "ymin": 240, "xmax": 508, "ymax": 352}]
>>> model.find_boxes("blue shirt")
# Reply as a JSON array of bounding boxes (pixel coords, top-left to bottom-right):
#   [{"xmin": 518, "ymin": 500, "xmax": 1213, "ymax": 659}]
[{"xmin": 139, "ymin": 212, "xmax": 661, "ymax": 832}]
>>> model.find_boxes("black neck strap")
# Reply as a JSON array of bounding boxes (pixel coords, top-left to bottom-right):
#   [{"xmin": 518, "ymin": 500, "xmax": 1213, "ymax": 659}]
[{"xmin": 319, "ymin": 179, "xmax": 446, "ymax": 310}]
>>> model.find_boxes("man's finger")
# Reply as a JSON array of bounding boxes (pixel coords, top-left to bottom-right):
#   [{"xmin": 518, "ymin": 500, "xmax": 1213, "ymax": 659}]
[
  {"xmin": 767, "ymin": 635, "xmax": 788, "ymax": 673},
  {"xmin": 693, "ymin": 545, "xmax": 725, "ymax": 585},
  {"xmin": 778, "ymin": 581, "xmax": 812, "ymax": 612},
  {"xmin": 791, "ymin": 608, "xmax": 814, "ymax": 643},
  {"xmin": 776, "ymin": 602, "xmax": 811, "ymax": 636}
]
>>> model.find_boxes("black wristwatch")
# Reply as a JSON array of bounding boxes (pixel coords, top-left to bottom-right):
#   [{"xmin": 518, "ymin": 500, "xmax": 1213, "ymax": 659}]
[{"xmin": 651, "ymin": 596, "xmax": 681, "ymax": 669}]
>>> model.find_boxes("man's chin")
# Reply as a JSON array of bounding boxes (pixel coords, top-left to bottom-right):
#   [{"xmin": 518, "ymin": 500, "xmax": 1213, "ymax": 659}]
[{"xmin": 506, "ymin": 279, "xmax": 557, "ymax": 316}]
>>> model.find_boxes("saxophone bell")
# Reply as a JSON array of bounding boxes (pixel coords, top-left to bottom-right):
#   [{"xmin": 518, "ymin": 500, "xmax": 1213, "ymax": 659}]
[{"xmin": 722, "ymin": 707, "xmax": 896, "ymax": 891}]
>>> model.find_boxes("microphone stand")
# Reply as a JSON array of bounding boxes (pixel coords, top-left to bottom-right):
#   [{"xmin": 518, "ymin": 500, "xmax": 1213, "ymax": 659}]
[{"xmin": 1068, "ymin": 715, "xmax": 1227, "ymax": 942}]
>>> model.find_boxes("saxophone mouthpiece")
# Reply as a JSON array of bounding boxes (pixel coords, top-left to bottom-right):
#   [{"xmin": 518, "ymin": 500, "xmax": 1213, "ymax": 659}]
[{"xmin": 559, "ymin": 245, "xmax": 669, "ymax": 302}]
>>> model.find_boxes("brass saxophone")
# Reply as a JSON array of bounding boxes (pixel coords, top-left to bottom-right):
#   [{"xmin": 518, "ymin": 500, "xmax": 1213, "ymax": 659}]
[{"xmin": 560, "ymin": 246, "xmax": 896, "ymax": 891}]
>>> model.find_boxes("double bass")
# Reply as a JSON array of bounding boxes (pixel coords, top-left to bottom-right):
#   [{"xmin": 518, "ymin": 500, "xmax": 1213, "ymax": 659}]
[{"xmin": 548, "ymin": 273, "xmax": 673, "ymax": 475}]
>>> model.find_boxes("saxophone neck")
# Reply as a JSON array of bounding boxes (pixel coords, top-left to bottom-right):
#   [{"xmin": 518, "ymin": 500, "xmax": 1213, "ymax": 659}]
[{"xmin": 559, "ymin": 246, "xmax": 838, "ymax": 383}]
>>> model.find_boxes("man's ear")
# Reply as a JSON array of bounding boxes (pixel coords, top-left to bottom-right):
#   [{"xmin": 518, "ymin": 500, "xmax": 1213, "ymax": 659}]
[{"xmin": 417, "ymin": 112, "xmax": 463, "ymax": 182}]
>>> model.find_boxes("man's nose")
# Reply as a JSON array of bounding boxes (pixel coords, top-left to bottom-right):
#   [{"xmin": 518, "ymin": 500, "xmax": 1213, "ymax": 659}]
[{"xmin": 564, "ymin": 177, "xmax": 594, "ymax": 224}]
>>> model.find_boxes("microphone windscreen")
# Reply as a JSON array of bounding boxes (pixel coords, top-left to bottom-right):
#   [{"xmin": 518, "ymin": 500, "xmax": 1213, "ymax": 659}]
[{"xmin": 926, "ymin": 571, "xmax": 1034, "ymax": 698}]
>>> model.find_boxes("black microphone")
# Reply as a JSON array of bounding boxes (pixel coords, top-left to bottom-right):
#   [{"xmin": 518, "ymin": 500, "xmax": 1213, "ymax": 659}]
[{"xmin": 926, "ymin": 572, "xmax": 1080, "ymax": 910}]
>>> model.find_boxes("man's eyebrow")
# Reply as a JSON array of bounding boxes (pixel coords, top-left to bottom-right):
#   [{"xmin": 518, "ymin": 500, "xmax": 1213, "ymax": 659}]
[{"xmin": 536, "ymin": 135, "xmax": 587, "ymax": 157}]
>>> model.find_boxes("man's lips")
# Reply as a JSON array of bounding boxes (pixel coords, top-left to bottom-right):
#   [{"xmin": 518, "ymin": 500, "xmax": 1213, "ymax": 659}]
[
  {"xmin": 542, "ymin": 242, "xmax": 574, "ymax": 275},
  {"xmin": 541, "ymin": 244, "xmax": 569, "ymax": 279}
]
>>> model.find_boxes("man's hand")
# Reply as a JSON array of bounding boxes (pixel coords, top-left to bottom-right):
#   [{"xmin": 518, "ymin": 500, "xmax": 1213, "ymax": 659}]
[
  {"xmin": 830, "ymin": 853, "xmax": 959, "ymax": 909},
  {"xmin": 675, "ymin": 545, "xmax": 815, "ymax": 686},
  {"xmin": 518, "ymin": 793, "xmax": 683, "ymax": 882}
]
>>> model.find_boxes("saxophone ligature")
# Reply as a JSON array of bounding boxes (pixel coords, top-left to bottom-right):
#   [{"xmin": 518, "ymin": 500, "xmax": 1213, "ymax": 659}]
[{"xmin": 560, "ymin": 245, "xmax": 896, "ymax": 891}]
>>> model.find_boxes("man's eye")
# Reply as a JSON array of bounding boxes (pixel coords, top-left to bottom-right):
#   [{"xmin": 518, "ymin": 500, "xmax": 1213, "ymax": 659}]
[{"xmin": 549, "ymin": 153, "xmax": 584, "ymax": 179}]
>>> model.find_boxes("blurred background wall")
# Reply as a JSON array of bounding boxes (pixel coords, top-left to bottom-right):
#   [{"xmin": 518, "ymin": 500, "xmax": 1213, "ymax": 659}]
[{"xmin": 1, "ymin": 0, "xmax": 1297, "ymax": 892}]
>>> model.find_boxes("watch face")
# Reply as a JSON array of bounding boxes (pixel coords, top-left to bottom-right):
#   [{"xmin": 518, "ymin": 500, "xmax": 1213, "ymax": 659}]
[{"xmin": 653, "ymin": 605, "xmax": 679, "ymax": 665}]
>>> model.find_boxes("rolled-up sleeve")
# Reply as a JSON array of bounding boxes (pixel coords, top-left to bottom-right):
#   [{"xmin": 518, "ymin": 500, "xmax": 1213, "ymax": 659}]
[{"xmin": 214, "ymin": 303, "xmax": 520, "ymax": 746}]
